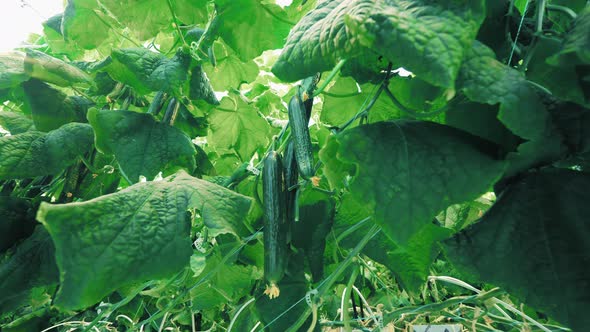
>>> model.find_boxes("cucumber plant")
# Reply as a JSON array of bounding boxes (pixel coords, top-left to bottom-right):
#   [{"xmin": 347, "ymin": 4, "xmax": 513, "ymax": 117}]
[{"xmin": 0, "ymin": 1, "xmax": 588, "ymax": 331}]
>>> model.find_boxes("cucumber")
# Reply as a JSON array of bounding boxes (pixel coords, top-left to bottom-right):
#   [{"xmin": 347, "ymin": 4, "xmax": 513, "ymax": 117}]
[
  {"xmin": 288, "ymin": 91, "xmax": 314, "ymax": 179},
  {"xmin": 283, "ymin": 140, "xmax": 298, "ymax": 229},
  {"xmin": 263, "ymin": 151, "xmax": 287, "ymax": 299}
]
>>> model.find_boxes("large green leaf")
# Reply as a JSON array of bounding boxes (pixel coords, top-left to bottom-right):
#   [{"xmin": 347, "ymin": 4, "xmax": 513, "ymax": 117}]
[
  {"xmin": 101, "ymin": 0, "xmax": 208, "ymax": 41},
  {"xmin": 0, "ymin": 52, "xmax": 28, "ymax": 89},
  {"xmin": 444, "ymin": 169, "xmax": 590, "ymax": 331},
  {"xmin": 62, "ymin": 0, "xmax": 116, "ymax": 49},
  {"xmin": 0, "ymin": 111, "xmax": 35, "ymax": 134},
  {"xmin": 0, "ymin": 197, "xmax": 36, "ymax": 253},
  {"xmin": 319, "ymin": 120, "xmax": 505, "ymax": 245},
  {"xmin": 549, "ymin": 6, "xmax": 590, "ymax": 66},
  {"xmin": 445, "ymin": 101, "xmax": 519, "ymax": 148},
  {"xmin": 190, "ymin": 248, "xmax": 260, "ymax": 311},
  {"xmin": 87, "ymin": 109, "xmax": 196, "ymax": 183},
  {"xmin": 272, "ymin": 0, "xmax": 485, "ymax": 88},
  {"xmin": 207, "ymin": 94, "xmax": 272, "ymax": 161},
  {"xmin": 106, "ymin": 48, "xmax": 191, "ymax": 95},
  {"xmin": 36, "ymin": 170, "xmax": 252, "ymax": 310},
  {"xmin": 333, "ymin": 193, "xmax": 452, "ymax": 293},
  {"xmin": 203, "ymin": 41, "xmax": 259, "ymax": 91},
  {"xmin": 215, "ymin": 0, "xmax": 293, "ymax": 62},
  {"xmin": 24, "ymin": 50, "xmax": 91, "ymax": 87},
  {"xmin": 42, "ymin": 13, "xmax": 84, "ymax": 58},
  {"xmin": 0, "ymin": 226, "xmax": 59, "ymax": 312},
  {"xmin": 0, "ymin": 123, "xmax": 94, "ymax": 180},
  {"xmin": 527, "ymin": 36, "xmax": 589, "ymax": 107},
  {"xmin": 23, "ymin": 79, "xmax": 88, "ymax": 132},
  {"xmin": 321, "ymin": 77, "xmax": 392, "ymax": 126},
  {"xmin": 457, "ymin": 41, "xmax": 552, "ymax": 140}
]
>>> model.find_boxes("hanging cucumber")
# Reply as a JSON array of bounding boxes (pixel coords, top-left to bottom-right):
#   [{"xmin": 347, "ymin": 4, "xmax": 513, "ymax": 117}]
[
  {"xmin": 263, "ymin": 151, "xmax": 287, "ymax": 299},
  {"xmin": 288, "ymin": 89, "xmax": 315, "ymax": 179},
  {"xmin": 283, "ymin": 140, "xmax": 298, "ymax": 224}
]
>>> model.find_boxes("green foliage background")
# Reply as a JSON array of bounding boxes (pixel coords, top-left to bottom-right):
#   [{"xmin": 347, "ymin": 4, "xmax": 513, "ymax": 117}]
[{"xmin": 0, "ymin": 0, "xmax": 588, "ymax": 331}]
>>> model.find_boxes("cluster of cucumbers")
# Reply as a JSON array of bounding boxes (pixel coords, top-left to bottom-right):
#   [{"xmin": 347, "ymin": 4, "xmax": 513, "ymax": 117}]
[{"xmin": 262, "ymin": 76, "xmax": 318, "ymax": 299}]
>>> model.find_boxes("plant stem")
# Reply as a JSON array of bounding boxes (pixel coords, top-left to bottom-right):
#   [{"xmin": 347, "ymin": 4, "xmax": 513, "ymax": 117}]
[
  {"xmin": 341, "ymin": 266, "xmax": 360, "ymax": 332},
  {"xmin": 286, "ymin": 224, "xmax": 381, "ymax": 332},
  {"xmin": 536, "ymin": 0, "xmax": 547, "ymax": 33},
  {"xmin": 429, "ymin": 276, "xmax": 553, "ymax": 332},
  {"xmin": 337, "ymin": 84, "xmax": 384, "ymax": 132},
  {"xmin": 167, "ymin": 0, "xmax": 187, "ymax": 46},
  {"xmin": 313, "ymin": 59, "xmax": 348, "ymax": 97},
  {"xmin": 321, "ymin": 90, "xmax": 362, "ymax": 98},
  {"xmin": 383, "ymin": 85, "xmax": 447, "ymax": 118},
  {"xmin": 228, "ymin": 298, "xmax": 255, "ymax": 332},
  {"xmin": 546, "ymin": 4, "xmax": 577, "ymax": 20}
]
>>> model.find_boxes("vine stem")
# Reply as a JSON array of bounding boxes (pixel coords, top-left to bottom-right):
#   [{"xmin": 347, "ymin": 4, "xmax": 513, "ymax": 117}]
[
  {"xmin": 166, "ymin": 0, "xmax": 187, "ymax": 46},
  {"xmin": 285, "ymin": 224, "xmax": 381, "ymax": 332},
  {"xmin": 429, "ymin": 276, "xmax": 553, "ymax": 332},
  {"xmin": 535, "ymin": 0, "xmax": 547, "ymax": 34},
  {"xmin": 337, "ymin": 84, "xmax": 385, "ymax": 132},
  {"xmin": 546, "ymin": 4, "xmax": 577, "ymax": 19},
  {"xmin": 137, "ymin": 230, "xmax": 263, "ymax": 327},
  {"xmin": 313, "ymin": 59, "xmax": 348, "ymax": 97},
  {"xmin": 228, "ymin": 298, "xmax": 255, "ymax": 332},
  {"xmin": 383, "ymin": 85, "xmax": 447, "ymax": 119},
  {"xmin": 341, "ymin": 266, "xmax": 359, "ymax": 332}
]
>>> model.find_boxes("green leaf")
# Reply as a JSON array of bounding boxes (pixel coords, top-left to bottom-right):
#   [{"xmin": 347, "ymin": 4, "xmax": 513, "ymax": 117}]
[
  {"xmin": 550, "ymin": 101, "xmax": 590, "ymax": 159},
  {"xmin": 42, "ymin": 13, "xmax": 84, "ymax": 58},
  {"xmin": 62, "ymin": 0, "xmax": 115, "ymax": 49},
  {"xmin": 101, "ymin": 0, "xmax": 208, "ymax": 41},
  {"xmin": 207, "ymin": 94, "xmax": 272, "ymax": 161},
  {"xmin": 513, "ymin": 0, "xmax": 528, "ymax": 15},
  {"xmin": 23, "ymin": 79, "xmax": 88, "ymax": 132},
  {"xmin": 333, "ymin": 193, "xmax": 451, "ymax": 293},
  {"xmin": 173, "ymin": 105, "xmax": 208, "ymax": 139},
  {"xmin": 527, "ymin": 36, "xmax": 589, "ymax": 106},
  {"xmin": 0, "ymin": 226, "xmax": 59, "ymax": 312},
  {"xmin": 36, "ymin": 170, "xmax": 252, "ymax": 310},
  {"xmin": 107, "ymin": 48, "xmax": 191, "ymax": 95},
  {"xmin": 0, "ymin": 197, "xmax": 36, "ymax": 253},
  {"xmin": 87, "ymin": 109, "xmax": 196, "ymax": 183},
  {"xmin": 0, "ymin": 123, "xmax": 94, "ymax": 180},
  {"xmin": 0, "ymin": 111, "xmax": 35, "ymax": 134},
  {"xmin": 320, "ymin": 120, "xmax": 505, "ymax": 245},
  {"xmin": 457, "ymin": 41, "xmax": 552, "ymax": 140},
  {"xmin": 549, "ymin": 6, "xmax": 590, "ymax": 66},
  {"xmin": 445, "ymin": 101, "xmax": 519, "ymax": 148},
  {"xmin": 189, "ymin": 65, "xmax": 219, "ymax": 105},
  {"xmin": 190, "ymin": 248, "xmax": 260, "ymax": 310},
  {"xmin": 321, "ymin": 77, "xmax": 391, "ymax": 126},
  {"xmin": 24, "ymin": 50, "xmax": 91, "ymax": 87},
  {"xmin": 203, "ymin": 41, "xmax": 259, "ymax": 91},
  {"xmin": 444, "ymin": 169, "xmax": 590, "ymax": 331},
  {"xmin": 216, "ymin": 0, "xmax": 293, "ymax": 61},
  {"xmin": 0, "ymin": 52, "xmax": 29, "ymax": 89},
  {"xmin": 272, "ymin": 0, "xmax": 486, "ymax": 88}
]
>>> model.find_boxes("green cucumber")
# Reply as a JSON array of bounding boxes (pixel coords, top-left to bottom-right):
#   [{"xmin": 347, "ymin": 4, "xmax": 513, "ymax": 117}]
[
  {"xmin": 283, "ymin": 140, "xmax": 299, "ymax": 230},
  {"xmin": 263, "ymin": 151, "xmax": 287, "ymax": 299},
  {"xmin": 288, "ymin": 91, "xmax": 314, "ymax": 179}
]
